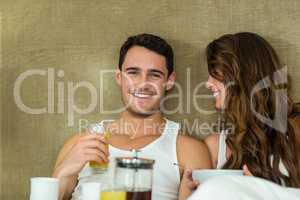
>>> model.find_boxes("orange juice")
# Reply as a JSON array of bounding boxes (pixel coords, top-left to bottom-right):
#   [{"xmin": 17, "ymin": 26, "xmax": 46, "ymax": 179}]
[
  {"xmin": 89, "ymin": 130, "xmax": 111, "ymax": 170},
  {"xmin": 89, "ymin": 160, "xmax": 108, "ymax": 169},
  {"xmin": 100, "ymin": 190, "xmax": 127, "ymax": 200}
]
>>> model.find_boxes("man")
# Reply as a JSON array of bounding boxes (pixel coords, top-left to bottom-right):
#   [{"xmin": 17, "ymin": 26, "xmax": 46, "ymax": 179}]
[{"xmin": 52, "ymin": 33, "xmax": 211, "ymax": 200}]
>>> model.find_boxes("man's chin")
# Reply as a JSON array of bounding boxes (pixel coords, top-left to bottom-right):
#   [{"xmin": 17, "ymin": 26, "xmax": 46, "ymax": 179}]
[{"xmin": 127, "ymin": 107, "xmax": 159, "ymax": 117}]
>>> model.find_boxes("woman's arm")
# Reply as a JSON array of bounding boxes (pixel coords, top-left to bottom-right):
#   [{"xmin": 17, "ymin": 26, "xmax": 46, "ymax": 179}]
[
  {"xmin": 204, "ymin": 134, "xmax": 220, "ymax": 169},
  {"xmin": 177, "ymin": 135, "xmax": 212, "ymax": 200}
]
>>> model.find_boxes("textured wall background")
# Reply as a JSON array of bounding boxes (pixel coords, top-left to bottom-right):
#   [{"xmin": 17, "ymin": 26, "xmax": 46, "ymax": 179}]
[{"xmin": 1, "ymin": 0, "xmax": 300, "ymax": 199}]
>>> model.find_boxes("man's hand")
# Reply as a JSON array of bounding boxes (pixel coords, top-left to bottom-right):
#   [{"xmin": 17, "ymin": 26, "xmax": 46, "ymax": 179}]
[{"xmin": 53, "ymin": 133, "xmax": 109, "ymax": 178}]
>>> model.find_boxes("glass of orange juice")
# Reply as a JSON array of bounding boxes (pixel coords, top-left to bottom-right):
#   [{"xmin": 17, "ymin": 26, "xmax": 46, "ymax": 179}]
[
  {"xmin": 87, "ymin": 121, "xmax": 111, "ymax": 172},
  {"xmin": 100, "ymin": 179, "xmax": 127, "ymax": 200},
  {"xmin": 101, "ymin": 189, "xmax": 127, "ymax": 200}
]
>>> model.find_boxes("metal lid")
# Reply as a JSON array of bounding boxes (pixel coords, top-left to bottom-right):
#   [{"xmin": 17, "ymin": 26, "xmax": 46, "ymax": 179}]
[{"xmin": 116, "ymin": 157, "xmax": 155, "ymax": 169}]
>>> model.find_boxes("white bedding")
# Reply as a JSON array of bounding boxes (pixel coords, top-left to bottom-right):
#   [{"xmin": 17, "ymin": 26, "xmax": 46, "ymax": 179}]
[{"xmin": 188, "ymin": 175, "xmax": 300, "ymax": 200}]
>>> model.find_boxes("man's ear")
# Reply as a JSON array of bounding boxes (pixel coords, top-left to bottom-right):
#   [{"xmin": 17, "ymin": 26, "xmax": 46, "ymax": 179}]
[
  {"xmin": 115, "ymin": 69, "xmax": 122, "ymax": 87},
  {"xmin": 166, "ymin": 72, "xmax": 176, "ymax": 91}
]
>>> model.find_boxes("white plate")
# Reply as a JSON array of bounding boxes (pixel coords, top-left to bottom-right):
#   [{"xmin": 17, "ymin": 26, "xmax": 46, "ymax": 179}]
[{"xmin": 192, "ymin": 169, "xmax": 243, "ymax": 183}]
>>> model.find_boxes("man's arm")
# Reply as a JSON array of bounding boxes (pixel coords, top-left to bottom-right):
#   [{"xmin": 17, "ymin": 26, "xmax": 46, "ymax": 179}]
[
  {"xmin": 177, "ymin": 135, "xmax": 212, "ymax": 200},
  {"xmin": 52, "ymin": 133, "xmax": 108, "ymax": 200},
  {"xmin": 52, "ymin": 135, "xmax": 79, "ymax": 200}
]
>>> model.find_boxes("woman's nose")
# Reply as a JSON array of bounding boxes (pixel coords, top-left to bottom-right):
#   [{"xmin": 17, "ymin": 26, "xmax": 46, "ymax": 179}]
[
  {"xmin": 206, "ymin": 81, "xmax": 213, "ymax": 89},
  {"xmin": 206, "ymin": 77, "xmax": 214, "ymax": 89}
]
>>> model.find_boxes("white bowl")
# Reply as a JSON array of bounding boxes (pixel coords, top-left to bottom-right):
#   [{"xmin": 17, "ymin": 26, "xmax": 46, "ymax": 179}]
[{"xmin": 192, "ymin": 169, "xmax": 243, "ymax": 183}]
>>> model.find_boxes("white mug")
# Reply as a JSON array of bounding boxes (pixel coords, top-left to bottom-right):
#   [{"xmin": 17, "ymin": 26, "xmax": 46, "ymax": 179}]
[
  {"xmin": 30, "ymin": 177, "xmax": 59, "ymax": 200},
  {"xmin": 81, "ymin": 182, "xmax": 101, "ymax": 200}
]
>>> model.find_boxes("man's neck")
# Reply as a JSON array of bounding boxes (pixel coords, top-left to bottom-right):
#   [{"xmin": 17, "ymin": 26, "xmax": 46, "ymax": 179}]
[{"xmin": 115, "ymin": 110, "xmax": 166, "ymax": 138}]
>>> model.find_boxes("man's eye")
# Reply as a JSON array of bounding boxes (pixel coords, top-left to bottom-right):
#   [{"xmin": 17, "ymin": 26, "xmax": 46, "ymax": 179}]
[
  {"xmin": 151, "ymin": 73, "xmax": 161, "ymax": 78},
  {"xmin": 127, "ymin": 71, "xmax": 138, "ymax": 75}
]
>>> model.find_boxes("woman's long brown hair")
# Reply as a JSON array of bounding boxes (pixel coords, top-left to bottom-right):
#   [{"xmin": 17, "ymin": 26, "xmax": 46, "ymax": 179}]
[{"xmin": 206, "ymin": 32, "xmax": 300, "ymax": 187}]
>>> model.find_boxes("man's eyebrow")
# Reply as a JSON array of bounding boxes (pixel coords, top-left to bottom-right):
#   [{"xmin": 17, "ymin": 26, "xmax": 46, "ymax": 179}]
[{"xmin": 125, "ymin": 67, "xmax": 140, "ymax": 71}]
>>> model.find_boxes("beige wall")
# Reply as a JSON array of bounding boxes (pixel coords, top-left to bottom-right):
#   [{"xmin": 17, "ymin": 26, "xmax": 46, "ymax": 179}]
[{"xmin": 1, "ymin": 0, "xmax": 300, "ymax": 199}]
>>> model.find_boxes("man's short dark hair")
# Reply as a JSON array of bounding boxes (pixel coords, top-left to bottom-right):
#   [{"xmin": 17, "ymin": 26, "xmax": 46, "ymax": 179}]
[{"xmin": 118, "ymin": 33, "xmax": 174, "ymax": 76}]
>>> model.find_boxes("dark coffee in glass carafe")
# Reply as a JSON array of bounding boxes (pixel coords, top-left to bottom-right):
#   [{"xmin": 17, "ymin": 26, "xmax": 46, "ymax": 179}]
[{"xmin": 115, "ymin": 157, "xmax": 155, "ymax": 200}]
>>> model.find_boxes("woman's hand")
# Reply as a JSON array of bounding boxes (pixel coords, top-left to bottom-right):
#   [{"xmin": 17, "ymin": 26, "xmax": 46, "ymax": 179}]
[
  {"xmin": 243, "ymin": 164, "xmax": 253, "ymax": 176},
  {"xmin": 185, "ymin": 169, "xmax": 200, "ymax": 191}
]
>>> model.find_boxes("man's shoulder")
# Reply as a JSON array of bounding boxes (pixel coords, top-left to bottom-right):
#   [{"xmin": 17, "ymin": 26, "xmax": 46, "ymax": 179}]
[
  {"xmin": 59, "ymin": 133, "xmax": 86, "ymax": 155},
  {"xmin": 165, "ymin": 118, "xmax": 181, "ymax": 129}
]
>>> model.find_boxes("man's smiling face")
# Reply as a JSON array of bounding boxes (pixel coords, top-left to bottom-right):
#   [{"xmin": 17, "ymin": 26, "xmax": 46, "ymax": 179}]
[{"xmin": 116, "ymin": 45, "xmax": 175, "ymax": 116}]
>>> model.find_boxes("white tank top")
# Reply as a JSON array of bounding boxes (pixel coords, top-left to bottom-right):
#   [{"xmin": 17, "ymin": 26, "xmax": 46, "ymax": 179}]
[
  {"xmin": 216, "ymin": 130, "xmax": 228, "ymax": 169},
  {"xmin": 71, "ymin": 119, "xmax": 181, "ymax": 200}
]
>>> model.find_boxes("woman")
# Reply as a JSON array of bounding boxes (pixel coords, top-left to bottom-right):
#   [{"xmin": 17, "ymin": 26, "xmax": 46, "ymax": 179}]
[{"xmin": 188, "ymin": 32, "xmax": 300, "ymax": 199}]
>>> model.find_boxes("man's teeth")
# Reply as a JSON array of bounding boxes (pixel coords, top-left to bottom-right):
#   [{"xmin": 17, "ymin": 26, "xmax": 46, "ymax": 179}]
[
  {"xmin": 133, "ymin": 92, "xmax": 152, "ymax": 98},
  {"xmin": 213, "ymin": 91, "xmax": 220, "ymax": 97}
]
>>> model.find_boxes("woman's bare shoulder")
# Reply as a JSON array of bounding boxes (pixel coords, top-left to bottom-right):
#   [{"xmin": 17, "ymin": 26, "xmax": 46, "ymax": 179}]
[{"xmin": 204, "ymin": 133, "xmax": 220, "ymax": 147}]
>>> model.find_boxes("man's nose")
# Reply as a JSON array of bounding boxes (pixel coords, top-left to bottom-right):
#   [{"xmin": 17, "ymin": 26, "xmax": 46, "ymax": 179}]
[
  {"xmin": 139, "ymin": 73, "xmax": 151, "ymax": 83},
  {"xmin": 133, "ymin": 73, "xmax": 150, "ymax": 88},
  {"xmin": 136, "ymin": 74, "xmax": 158, "ymax": 91}
]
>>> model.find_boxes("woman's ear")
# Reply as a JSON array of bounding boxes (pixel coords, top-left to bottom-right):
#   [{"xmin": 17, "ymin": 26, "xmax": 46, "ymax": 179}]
[
  {"xmin": 166, "ymin": 72, "xmax": 176, "ymax": 91},
  {"xmin": 115, "ymin": 69, "xmax": 122, "ymax": 87}
]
